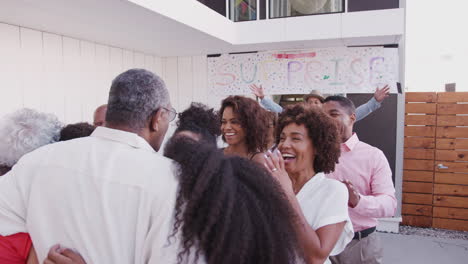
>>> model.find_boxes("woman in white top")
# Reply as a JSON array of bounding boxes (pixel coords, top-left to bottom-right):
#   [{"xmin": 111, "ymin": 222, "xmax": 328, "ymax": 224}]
[{"xmin": 264, "ymin": 103, "xmax": 354, "ymax": 264}]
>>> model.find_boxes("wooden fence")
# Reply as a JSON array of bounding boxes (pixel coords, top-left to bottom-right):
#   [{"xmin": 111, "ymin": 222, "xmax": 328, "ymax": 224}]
[{"xmin": 403, "ymin": 92, "xmax": 468, "ymax": 231}]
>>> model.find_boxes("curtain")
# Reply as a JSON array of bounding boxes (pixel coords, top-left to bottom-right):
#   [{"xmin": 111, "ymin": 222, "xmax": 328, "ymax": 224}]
[{"xmin": 270, "ymin": 0, "xmax": 290, "ymax": 18}]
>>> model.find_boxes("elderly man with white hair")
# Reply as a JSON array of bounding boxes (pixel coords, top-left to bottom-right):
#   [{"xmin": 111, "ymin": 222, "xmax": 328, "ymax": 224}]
[
  {"xmin": 0, "ymin": 108, "xmax": 62, "ymax": 176},
  {"xmin": 0, "ymin": 69, "xmax": 179, "ymax": 264}
]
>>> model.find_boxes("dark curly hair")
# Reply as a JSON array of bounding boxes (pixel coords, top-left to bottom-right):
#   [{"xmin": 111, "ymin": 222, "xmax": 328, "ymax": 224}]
[
  {"xmin": 220, "ymin": 96, "xmax": 269, "ymax": 153},
  {"xmin": 59, "ymin": 122, "xmax": 96, "ymax": 141},
  {"xmin": 164, "ymin": 136, "xmax": 301, "ymax": 264},
  {"xmin": 277, "ymin": 104, "xmax": 341, "ymax": 173},
  {"xmin": 175, "ymin": 103, "xmax": 221, "ymax": 145}
]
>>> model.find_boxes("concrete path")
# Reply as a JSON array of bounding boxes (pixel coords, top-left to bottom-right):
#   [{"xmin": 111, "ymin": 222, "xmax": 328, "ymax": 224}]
[{"xmin": 381, "ymin": 232, "xmax": 468, "ymax": 264}]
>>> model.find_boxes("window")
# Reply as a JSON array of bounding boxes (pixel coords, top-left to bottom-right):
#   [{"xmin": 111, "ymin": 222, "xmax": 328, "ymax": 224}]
[
  {"xmin": 270, "ymin": 0, "xmax": 344, "ymax": 19},
  {"xmin": 230, "ymin": 0, "xmax": 257, "ymax": 22}
]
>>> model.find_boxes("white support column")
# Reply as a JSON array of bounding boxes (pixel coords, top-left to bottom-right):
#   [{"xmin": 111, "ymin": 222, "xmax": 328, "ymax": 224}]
[
  {"xmin": 256, "ymin": 0, "xmax": 260, "ymax": 20},
  {"xmin": 396, "ymin": 0, "xmax": 407, "ymax": 222},
  {"xmin": 226, "ymin": 0, "xmax": 230, "ymax": 19},
  {"xmin": 266, "ymin": 0, "xmax": 269, "ymax": 19},
  {"xmin": 378, "ymin": 0, "xmax": 406, "ymax": 234}
]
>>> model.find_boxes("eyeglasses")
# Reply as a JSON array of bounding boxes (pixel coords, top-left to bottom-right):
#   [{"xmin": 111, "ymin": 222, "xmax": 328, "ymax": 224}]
[{"xmin": 162, "ymin": 107, "xmax": 177, "ymax": 122}]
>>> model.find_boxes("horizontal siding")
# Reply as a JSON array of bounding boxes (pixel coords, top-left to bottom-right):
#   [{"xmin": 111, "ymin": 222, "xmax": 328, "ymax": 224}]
[{"xmin": 0, "ymin": 22, "xmax": 164, "ymax": 123}]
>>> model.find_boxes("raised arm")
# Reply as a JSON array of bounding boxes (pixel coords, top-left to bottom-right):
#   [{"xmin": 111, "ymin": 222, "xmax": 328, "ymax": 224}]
[
  {"xmin": 250, "ymin": 84, "xmax": 283, "ymax": 113},
  {"xmin": 355, "ymin": 85, "xmax": 390, "ymax": 121}
]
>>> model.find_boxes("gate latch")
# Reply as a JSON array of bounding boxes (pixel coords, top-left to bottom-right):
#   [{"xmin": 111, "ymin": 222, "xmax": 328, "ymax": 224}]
[{"xmin": 437, "ymin": 164, "xmax": 448, "ymax": 169}]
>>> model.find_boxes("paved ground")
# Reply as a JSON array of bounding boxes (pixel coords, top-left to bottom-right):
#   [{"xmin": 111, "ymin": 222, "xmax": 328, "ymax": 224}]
[{"xmin": 381, "ymin": 232, "xmax": 468, "ymax": 264}]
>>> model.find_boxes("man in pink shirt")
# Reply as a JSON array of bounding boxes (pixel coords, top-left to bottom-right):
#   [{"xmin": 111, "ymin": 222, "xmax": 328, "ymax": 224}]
[{"xmin": 323, "ymin": 95, "xmax": 397, "ymax": 264}]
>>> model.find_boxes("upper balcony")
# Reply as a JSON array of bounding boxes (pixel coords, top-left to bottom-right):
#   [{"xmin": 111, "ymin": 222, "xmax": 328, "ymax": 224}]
[
  {"xmin": 200, "ymin": 0, "xmax": 400, "ymax": 21},
  {"xmin": 0, "ymin": 0, "xmax": 404, "ymax": 56}
]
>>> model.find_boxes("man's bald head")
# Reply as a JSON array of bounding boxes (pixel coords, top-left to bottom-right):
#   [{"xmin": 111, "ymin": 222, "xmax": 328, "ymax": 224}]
[{"xmin": 93, "ymin": 104, "xmax": 107, "ymax": 126}]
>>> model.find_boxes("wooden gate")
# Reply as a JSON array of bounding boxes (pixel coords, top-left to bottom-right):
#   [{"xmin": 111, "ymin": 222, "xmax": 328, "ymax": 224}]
[{"xmin": 403, "ymin": 92, "xmax": 468, "ymax": 231}]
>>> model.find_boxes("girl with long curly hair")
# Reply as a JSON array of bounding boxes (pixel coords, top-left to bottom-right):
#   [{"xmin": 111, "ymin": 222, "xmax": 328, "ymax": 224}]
[
  {"xmin": 164, "ymin": 136, "xmax": 302, "ymax": 264},
  {"xmin": 219, "ymin": 96, "xmax": 270, "ymax": 165}
]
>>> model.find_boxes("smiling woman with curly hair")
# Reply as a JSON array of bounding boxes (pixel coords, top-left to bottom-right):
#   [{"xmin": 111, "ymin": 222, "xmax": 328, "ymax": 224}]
[
  {"xmin": 264, "ymin": 103, "xmax": 354, "ymax": 264},
  {"xmin": 219, "ymin": 96, "xmax": 270, "ymax": 165}
]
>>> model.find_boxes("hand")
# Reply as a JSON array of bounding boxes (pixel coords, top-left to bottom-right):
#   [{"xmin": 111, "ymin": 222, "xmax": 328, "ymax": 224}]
[
  {"xmin": 264, "ymin": 149, "xmax": 294, "ymax": 194},
  {"xmin": 249, "ymin": 84, "xmax": 265, "ymax": 99},
  {"xmin": 44, "ymin": 245, "xmax": 86, "ymax": 264},
  {"xmin": 374, "ymin": 85, "xmax": 390, "ymax": 103},
  {"xmin": 342, "ymin": 180, "xmax": 361, "ymax": 208}
]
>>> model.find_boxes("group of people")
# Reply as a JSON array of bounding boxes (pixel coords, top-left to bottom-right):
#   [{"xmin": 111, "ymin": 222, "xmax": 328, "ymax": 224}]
[{"xmin": 0, "ymin": 68, "xmax": 396, "ymax": 264}]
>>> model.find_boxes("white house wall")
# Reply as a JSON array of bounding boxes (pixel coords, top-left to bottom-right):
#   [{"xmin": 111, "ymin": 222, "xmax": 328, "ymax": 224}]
[
  {"xmin": 162, "ymin": 56, "xmax": 223, "ymax": 112},
  {"xmin": 0, "ymin": 22, "xmax": 164, "ymax": 124},
  {"xmin": 0, "ymin": 21, "xmax": 217, "ymax": 123}
]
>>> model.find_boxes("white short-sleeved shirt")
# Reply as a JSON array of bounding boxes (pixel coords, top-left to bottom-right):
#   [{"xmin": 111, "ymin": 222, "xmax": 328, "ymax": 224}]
[
  {"xmin": 296, "ymin": 172, "xmax": 354, "ymax": 263},
  {"xmin": 0, "ymin": 127, "xmax": 179, "ymax": 263}
]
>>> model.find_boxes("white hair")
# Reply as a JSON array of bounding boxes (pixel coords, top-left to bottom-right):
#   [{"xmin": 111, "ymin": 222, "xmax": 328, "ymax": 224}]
[{"xmin": 0, "ymin": 108, "xmax": 63, "ymax": 167}]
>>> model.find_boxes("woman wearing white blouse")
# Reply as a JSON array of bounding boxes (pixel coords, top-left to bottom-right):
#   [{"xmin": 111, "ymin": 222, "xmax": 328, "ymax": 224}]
[{"xmin": 265, "ymin": 103, "xmax": 354, "ymax": 264}]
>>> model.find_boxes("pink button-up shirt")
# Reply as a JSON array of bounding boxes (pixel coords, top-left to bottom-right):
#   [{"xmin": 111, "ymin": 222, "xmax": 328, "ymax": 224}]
[{"xmin": 326, "ymin": 133, "xmax": 397, "ymax": 232}]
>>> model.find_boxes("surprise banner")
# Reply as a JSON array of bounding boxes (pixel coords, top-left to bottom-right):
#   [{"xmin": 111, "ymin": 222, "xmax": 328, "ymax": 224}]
[{"xmin": 207, "ymin": 47, "xmax": 399, "ymax": 95}]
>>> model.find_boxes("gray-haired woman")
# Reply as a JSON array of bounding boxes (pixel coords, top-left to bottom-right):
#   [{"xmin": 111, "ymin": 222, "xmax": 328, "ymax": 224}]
[{"xmin": 0, "ymin": 108, "xmax": 62, "ymax": 264}]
